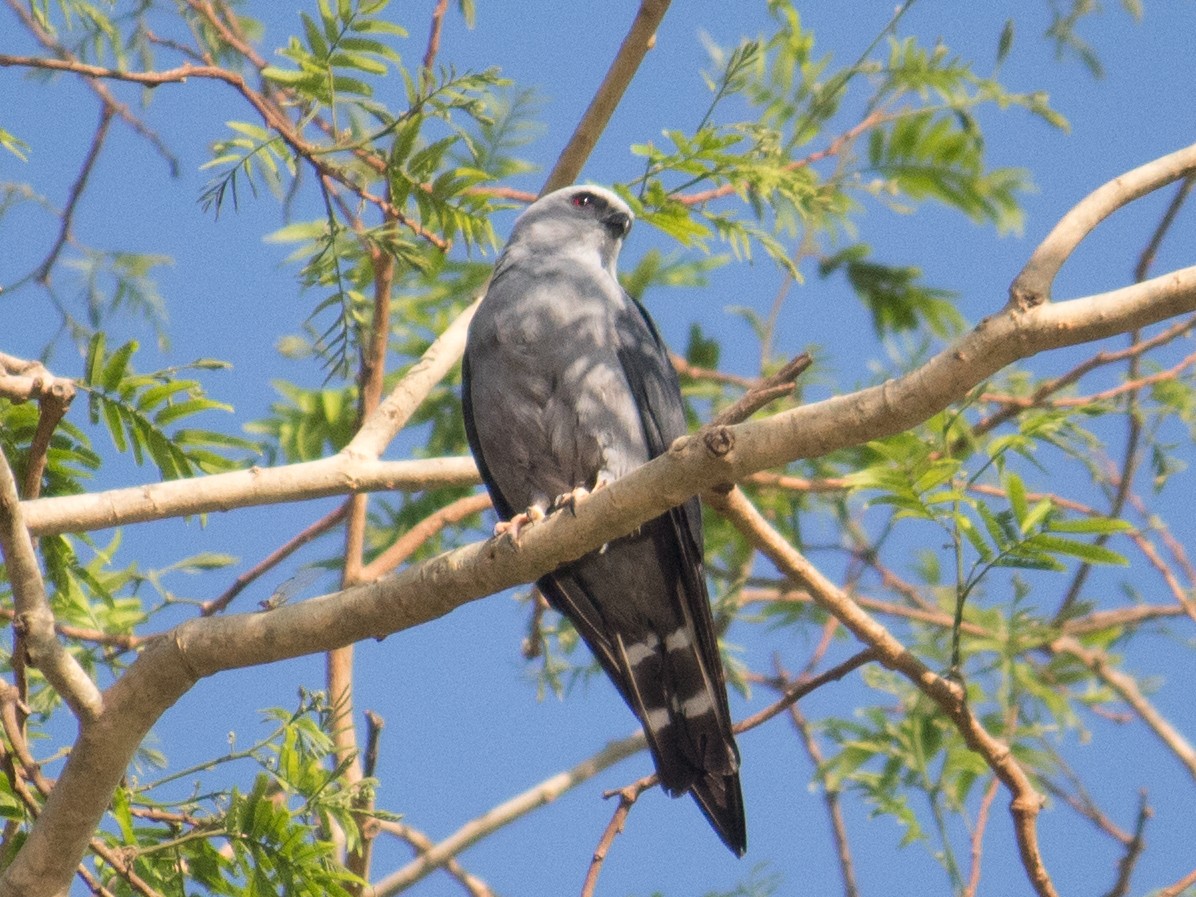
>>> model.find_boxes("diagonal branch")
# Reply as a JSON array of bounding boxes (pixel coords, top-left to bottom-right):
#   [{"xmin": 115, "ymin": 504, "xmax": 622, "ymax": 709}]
[
  {"xmin": 711, "ymin": 485, "xmax": 1057, "ymax": 897},
  {"xmin": 1051, "ymin": 636, "xmax": 1196, "ymax": 780},
  {"xmin": 369, "ymin": 734, "xmax": 648, "ymax": 896},
  {"xmin": 1012, "ymin": 142, "xmax": 1196, "ymax": 306},
  {"xmin": 0, "ymin": 451, "xmax": 104, "ymax": 723},
  {"xmin": 7, "ymin": 146, "xmax": 1196, "ymax": 896},
  {"xmin": 540, "ymin": 0, "xmax": 672, "ymax": 194}
]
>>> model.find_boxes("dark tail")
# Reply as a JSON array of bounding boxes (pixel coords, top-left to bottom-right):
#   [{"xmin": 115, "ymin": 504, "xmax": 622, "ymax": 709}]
[
  {"xmin": 613, "ymin": 625, "xmax": 747, "ymax": 856},
  {"xmin": 692, "ymin": 770, "xmax": 747, "ymax": 856}
]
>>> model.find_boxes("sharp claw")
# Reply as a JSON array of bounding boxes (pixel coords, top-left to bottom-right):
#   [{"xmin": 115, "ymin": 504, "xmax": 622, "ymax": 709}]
[
  {"xmin": 495, "ymin": 505, "xmax": 546, "ymax": 543},
  {"xmin": 550, "ymin": 478, "xmax": 611, "ymax": 516},
  {"xmin": 550, "ymin": 486, "xmax": 592, "ymax": 516}
]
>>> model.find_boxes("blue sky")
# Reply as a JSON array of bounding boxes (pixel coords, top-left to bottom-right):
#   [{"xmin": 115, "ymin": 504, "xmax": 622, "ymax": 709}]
[{"xmin": 3, "ymin": 2, "xmax": 1196, "ymax": 896}]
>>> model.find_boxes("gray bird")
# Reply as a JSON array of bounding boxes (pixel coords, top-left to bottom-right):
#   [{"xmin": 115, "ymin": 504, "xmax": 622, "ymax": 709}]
[{"xmin": 461, "ymin": 184, "xmax": 746, "ymax": 855}]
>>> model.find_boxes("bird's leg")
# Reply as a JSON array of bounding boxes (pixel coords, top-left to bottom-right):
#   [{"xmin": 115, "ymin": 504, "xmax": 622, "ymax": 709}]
[{"xmin": 494, "ymin": 503, "xmax": 547, "ymax": 542}]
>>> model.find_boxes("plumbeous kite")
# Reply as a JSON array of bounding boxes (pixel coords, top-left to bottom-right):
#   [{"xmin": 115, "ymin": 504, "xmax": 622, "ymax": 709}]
[{"xmin": 461, "ymin": 184, "xmax": 746, "ymax": 855}]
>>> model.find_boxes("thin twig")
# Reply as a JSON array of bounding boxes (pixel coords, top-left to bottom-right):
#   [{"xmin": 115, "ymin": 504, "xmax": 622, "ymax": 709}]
[
  {"xmin": 733, "ymin": 649, "xmax": 877, "ymax": 735},
  {"xmin": 360, "ymin": 492, "xmax": 492, "ymax": 581},
  {"xmin": 971, "ymin": 312, "xmax": 1196, "ymax": 438},
  {"xmin": 772, "ymin": 658, "xmax": 859, "ymax": 897},
  {"xmin": 0, "ymin": 52, "xmax": 445, "ymax": 248},
  {"xmin": 1158, "ymin": 867, "xmax": 1196, "ymax": 897},
  {"xmin": 711, "ymin": 353, "xmax": 812, "ymax": 428},
  {"xmin": 962, "ymin": 776, "xmax": 1001, "ymax": 897},
  {"xmin": 362, "ymin": 711, "xmax": 384, "ymax": 779},
  {"xmin": 2, "ymin": 1, "xmax": 179, "ymax": 174},
  {"xmin": 370, "ymin": 733, "xmax": 649, "ymax": 896},
  {"xmin": 36, "ymin": 105, "xmax": 114, "ymax": 284},
  {"xmin": 981, "ymin": 350, "xmax": 1196, "ymax": 410},
  {"xmin": 375, "ymin": 820, "xmax": 497, "ymax": 897},
  {"xmin": 579, "ymin": 783, "xmax": 645, "ymax": 897},
  {"xmin": 1101, "ymin": 791, "xmax": 1151, "ymax": 897},
  {"xmin": 1051, "ymin": 636, "xmax": 1196, "ymax": 780},
  {"xmin": 1053, "ymin": 229, "xmax": 1167, "ymax": 625},
  {"xmin": 679, "ymin": 110, "xmax": 886, "ymax": 206},
  {"xmin": 0, "ymin": 607, "xmax": 140, "ymax": 651},
  {"xmin": 421, "ymin": 0, "xmax": 451, "ymax": 78},
  {"xmin": 202, "ymin": 502, "xmax": 349, "ymax": 615}
]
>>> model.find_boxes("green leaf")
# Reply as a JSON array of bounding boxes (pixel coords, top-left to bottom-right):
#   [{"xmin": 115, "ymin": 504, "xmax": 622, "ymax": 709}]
[
  {"xmin": 997, "ymin": 19, "xmax": 1015, "ymax": 65},
  {"xmin": 1003, "ymin": 469, "xmax": 1028, "ymax": 528},
  {"xmin": 1048, "ymin": 517, "xmax": 1133, "ymax": 535},
  {"xmin": 1026, "ymin": 534, "xmax": 1130, "ymax": 567},
  {"xmin": 0, "ymin": 127, "xmax": 30, "ymax": 161}
]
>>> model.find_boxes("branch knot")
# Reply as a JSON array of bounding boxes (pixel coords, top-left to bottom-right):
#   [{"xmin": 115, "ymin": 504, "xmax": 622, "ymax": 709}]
[{"xmin": 703, "ymin": 426, "xmax": 735, "ymax": 459}]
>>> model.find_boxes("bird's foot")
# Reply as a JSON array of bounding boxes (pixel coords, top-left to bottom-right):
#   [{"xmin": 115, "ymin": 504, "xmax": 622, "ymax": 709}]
[
  {"xmin": 549, "ymin": 478, "xmax": 611, "ymax": 516},
  {"xmin": 494, "ymin": 504, "xmax": 546, "ymax": 543}
]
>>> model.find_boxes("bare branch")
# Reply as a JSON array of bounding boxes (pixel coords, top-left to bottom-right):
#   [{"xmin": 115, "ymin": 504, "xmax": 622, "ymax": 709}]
[
  {"xmin": 1101, "ymin": 791, "xmax": 1151, "ymax": 897},
  {"xmin": 1158, "ymin": 867, "xmax": 1196, "ymax": 897},
  {"xmin": 202, "ymin": 502, "xmax": 350, "ymax": 615},
  {"xmin": 713, "ymin": 486, "xmax": 1058, "ymax": 897},
  {"xmin": 369, "ymin": 734, "xmax": 648, "ymax": 896},
  {"xmin": 20, "ymin": 456, "xmax": 479, "ymax": 537},
  {"xmin": 1051, "ymin": 636, "xmax": 1196, "ymax": 780},
  {"xmin": 0, "ymin": 450, "xmax": 104, "ymax": 723},
  {"xmin": 35, "ymin": 105, "xmax": 114, "ymax": 285},
  {"xmin": 963, "ymin": 776, "xmax": 1001, "ymax": 897},
  {"xmin": 541, "ymin": 0, "xmax": 672, "ymax": 194},
  {"xmin": 375, "ymin": 820, "xmax": 496, "ymax": 897},
  {"xmin": 579, "ymin": 782, "xmax": 647, "ymax": 897},
  {"xmin": 775, "ymin": 666, "xmax": 859, "ymax": 897},
  {"xmin": 1012, "ymin": 142, "xmax": 1196, "ymax": 306},
  {"xmin": 421, "ymin": 0, "xmax": 451, "ymax": 78},
  {"xmin": 360, "ymin": 492, "xmax": 492, "ymax": 581}
]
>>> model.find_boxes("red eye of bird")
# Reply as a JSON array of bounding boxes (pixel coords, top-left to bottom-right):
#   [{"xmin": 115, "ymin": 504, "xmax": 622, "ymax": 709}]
[{"xmin": 571, "ymin": 193, "xmax": 593, "ymax": 208}]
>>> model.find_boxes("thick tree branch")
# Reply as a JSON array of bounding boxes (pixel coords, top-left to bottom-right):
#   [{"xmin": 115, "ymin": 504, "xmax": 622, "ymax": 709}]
[
  {"xmin": 0, "ymin": 450, "xmax": 104, "ymax": 724},
  {"xmin": 19, "ymin": 456, "xmax": 478, "ymax": 537},
  {"xmin": 1012, "ymin": 142, "xmax": 1196, "ymax": 306},
  {"xmin": 6, "ymin": 146, "xmax": 1196, "ymax": 896}
]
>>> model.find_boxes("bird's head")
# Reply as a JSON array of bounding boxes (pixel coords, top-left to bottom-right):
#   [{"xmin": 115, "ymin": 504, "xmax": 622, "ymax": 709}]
[{"xmin": 507, "ymin": 185, "xmax": 633, "ymax": 276}]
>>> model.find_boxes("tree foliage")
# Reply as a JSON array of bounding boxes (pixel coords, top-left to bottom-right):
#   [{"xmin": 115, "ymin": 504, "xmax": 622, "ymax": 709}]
[{"xmin": 1, "ymin": 2, "xmax": 1194, "ymax": 897}]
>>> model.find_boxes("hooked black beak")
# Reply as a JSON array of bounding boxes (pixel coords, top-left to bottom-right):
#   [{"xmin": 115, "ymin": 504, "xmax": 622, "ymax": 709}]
[{"xmin": 602, "ymin": 209, "xmax": 632, "ymax": 239}]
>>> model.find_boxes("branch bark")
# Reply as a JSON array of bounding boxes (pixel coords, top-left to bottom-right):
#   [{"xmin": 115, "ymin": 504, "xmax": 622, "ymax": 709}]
[
  {"xmin": 540, "ymin": 0, "xmax": 672, "ymax": 195},
  {"xmin": 5, "ymin": 139, "xmax": 1196, "ymax": 895},
  {"xmin": 0, "ymin": 450, "xmax": 103, "ymax": 724}
]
